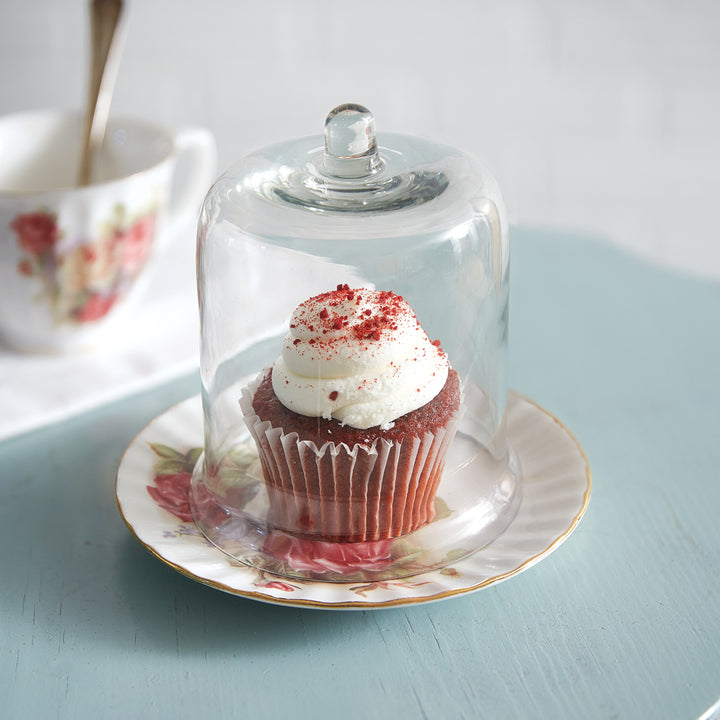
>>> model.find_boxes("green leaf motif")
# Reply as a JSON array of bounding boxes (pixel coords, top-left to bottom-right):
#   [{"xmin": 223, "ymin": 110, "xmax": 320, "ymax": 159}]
[
  {"xmin": 440, "ymin": 567, "xmax": 460, "ymax": 577},
  {"xmin": 149, "ymin": 443, "xmax": 187, "ymax": 461},
  {"xmin": 184, "ymin": 447, "xmax": 203, "ymax": 468},
  {"xmin": 154, "ymin": 458, "xmax": 192, "ymax": 475},
  {"xmin": 389, "ymin": 537, "xmax": 423, "ymax": 566},
  {"xmin": 434, "ymin": 496, "xmax": 452, "ymax": 520},
  {"xmin": 442, "ymin": 548, "xmax": 468, "ymax": 563},
  {"xmin": 226, "ymin": 446, "xmax": 260, "ymax": 472}
]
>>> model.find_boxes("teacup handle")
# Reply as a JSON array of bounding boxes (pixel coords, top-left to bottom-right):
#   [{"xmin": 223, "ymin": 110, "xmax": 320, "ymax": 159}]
[{"xmin": 164, "ymin": 126, "xmax": 217, "ymax": 240}]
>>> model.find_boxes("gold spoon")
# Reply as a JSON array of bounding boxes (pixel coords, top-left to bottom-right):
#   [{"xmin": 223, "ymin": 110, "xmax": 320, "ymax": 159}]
[{"xmin": 77, "ymin": 0, "xmax": 125, "ymax": 186}]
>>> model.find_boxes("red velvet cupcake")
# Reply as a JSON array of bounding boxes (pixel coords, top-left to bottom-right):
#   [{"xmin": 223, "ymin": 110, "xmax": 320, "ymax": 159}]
[{"xmin": 240, "ymin": 285, "xmax": 461, "ymax": 543}]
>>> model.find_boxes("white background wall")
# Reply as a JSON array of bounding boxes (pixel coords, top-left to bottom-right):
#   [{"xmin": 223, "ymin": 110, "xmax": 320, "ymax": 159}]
[{"xmin": 1, "ymin": 0, "xmax": 718, "ymax": 279}]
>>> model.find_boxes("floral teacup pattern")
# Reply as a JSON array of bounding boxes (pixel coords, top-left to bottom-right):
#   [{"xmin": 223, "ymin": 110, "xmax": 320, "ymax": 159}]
[{"xmin": 11, "ymin": 205, "xmax": 157, "ymax": 325}]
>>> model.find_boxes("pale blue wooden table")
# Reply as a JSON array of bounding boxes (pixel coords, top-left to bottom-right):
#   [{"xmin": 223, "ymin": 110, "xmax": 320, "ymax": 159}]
[{"xmin": 2, "ymin": 229, "xmax": 718, "ymax": 719}]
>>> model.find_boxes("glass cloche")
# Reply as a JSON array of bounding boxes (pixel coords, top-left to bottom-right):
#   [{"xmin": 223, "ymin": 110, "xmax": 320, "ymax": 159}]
[{"xmin": 192, "ymin": 103, "xmax": 519, "ymax": 582}]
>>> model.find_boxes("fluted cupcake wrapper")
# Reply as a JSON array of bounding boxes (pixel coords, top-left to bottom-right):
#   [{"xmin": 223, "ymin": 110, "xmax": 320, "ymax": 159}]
[{"xmin": 240, "ymin": 379, "xmax": 459, "ymax": 543}]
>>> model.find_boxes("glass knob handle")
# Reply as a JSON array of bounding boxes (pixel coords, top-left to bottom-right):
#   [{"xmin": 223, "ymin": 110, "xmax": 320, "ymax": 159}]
[{"xmin": 322, "ymin": 103, "xmax": 383, "ymax": 178}]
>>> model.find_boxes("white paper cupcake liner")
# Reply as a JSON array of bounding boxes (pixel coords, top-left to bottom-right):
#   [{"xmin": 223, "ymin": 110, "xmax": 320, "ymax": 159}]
[{"xmin": 239, "ymin": 374, "xmax": 459, "ymax": 543}]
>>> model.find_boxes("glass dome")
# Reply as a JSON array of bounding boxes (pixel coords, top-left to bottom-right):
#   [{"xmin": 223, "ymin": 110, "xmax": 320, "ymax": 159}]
[{"xmin": 192, "ymin": 103, "xmax": 519, "ymax": 582}]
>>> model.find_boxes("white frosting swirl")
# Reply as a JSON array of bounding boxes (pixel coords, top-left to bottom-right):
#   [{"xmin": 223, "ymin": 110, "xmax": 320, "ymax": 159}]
[{"xmin": 271, "ymin": 286, "xmax": 449, "ymax": 429}]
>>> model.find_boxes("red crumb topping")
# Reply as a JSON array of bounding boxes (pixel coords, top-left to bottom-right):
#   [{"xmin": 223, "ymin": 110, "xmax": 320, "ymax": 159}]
[
  {"xmin": 293, "ymin": 287, "xmax": 407, "ymax": 344},
  {"xmin": 252, "ymin": 369, "xmax": 460, "ymax": 446}
]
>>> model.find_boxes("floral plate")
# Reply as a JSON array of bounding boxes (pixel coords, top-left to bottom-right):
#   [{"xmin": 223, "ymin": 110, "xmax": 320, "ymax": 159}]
[{"xmin": 116, "ymin": 392, "xmax": 591, "ymax": 609}]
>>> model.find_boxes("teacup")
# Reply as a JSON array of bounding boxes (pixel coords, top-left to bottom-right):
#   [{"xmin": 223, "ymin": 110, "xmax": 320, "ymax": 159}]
[{"xmin": 0, "ymin": 109, "xmax": 216, "ymax": 352}]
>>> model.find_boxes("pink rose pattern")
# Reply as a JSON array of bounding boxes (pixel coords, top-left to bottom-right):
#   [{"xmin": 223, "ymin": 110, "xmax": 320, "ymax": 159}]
[
  {"xmin": 11, "ymin": 212, "xmax": 59, "ymax": 255},
  {"xmin": 10, "ymin": 206, "xmax": 156, "ymax": 325},
  {"xmin": 114, "ymin": 214, "xmax": 156, "ymax": 274},
  {"xmin": 146, "ymin": 443, "xmax": 200, "ymax": 522},
  {"xmin": 262, "ymin": 532, "xmax": 395, "ymax": 574},
  {"xmin": 145, "ymin": 442, "xmax": 460, "ymax": 594}
]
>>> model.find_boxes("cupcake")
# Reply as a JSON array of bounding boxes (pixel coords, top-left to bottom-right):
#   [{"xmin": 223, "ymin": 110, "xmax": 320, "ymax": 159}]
[{"xmin": 240, "ymin": 284, "xmax": 461, "ymax": 543}]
